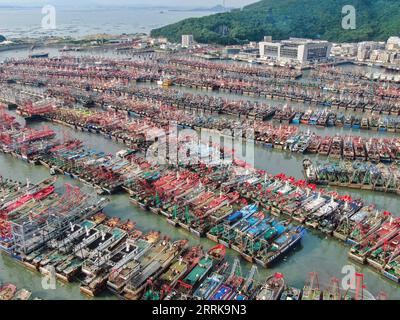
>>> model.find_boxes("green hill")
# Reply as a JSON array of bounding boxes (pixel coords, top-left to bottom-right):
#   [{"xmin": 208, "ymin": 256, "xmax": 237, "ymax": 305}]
[{"xmin": 151, "ymin": 0, "xmax": 400, "ymax": 44}]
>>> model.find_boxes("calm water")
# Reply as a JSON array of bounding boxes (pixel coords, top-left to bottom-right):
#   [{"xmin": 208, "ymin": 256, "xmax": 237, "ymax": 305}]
[{"xmin": 0, "ymin": 7, "xmax": 211, "ymax": 39}]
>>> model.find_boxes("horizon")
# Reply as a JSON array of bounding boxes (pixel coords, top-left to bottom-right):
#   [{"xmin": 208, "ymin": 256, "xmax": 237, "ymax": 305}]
[{"xmin": 0, "ymin": 0, "xmax": 257, "ymax": 8}]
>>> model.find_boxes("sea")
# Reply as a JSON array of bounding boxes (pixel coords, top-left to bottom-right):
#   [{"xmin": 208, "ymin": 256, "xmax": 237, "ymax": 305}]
[{"xmin": 0, "ymin": 6, "xmax": 211, "ymax": 39}]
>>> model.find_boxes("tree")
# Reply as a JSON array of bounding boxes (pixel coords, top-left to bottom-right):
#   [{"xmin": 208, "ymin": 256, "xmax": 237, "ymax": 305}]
[{"xmin": 151, "ymin": 0, "xmax": 399, "ymax": 45}]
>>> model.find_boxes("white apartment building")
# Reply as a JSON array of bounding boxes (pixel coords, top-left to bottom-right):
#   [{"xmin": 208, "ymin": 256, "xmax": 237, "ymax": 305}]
[
  {"xmin": 330, "ymin": 43, "xmax": 358, "ymax": 57},
  {"xmin": 356, "ymin": 41, "xmax": 385, "ymax": 61},
  {"xmin": 386, "ymin": 37, "xmax": 400, "ymax": 51},
  {"xmin": 182, "ymin": 35, "xmax": 194, "ymax": 48},
  {"xmin": 259, "ymin": 38, "xmax": 332, "ymax": 65}
]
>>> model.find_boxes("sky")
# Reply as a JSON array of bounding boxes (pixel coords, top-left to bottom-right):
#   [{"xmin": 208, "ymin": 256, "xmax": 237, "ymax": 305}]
[{"xmin": 0, "ymin": 0, "xmax": 258, "ymax": 8}]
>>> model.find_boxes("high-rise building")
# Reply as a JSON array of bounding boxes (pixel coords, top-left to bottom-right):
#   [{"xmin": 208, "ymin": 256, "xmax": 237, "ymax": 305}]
[{"xmin": 182, "ymin": 35, "xmax": 194, "ymax": 48}]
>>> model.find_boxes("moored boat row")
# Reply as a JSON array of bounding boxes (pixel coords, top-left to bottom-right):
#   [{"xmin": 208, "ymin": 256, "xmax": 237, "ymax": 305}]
[{"xmin": 303, "ymin": 159, "xmax": 400, "ymax": 194}]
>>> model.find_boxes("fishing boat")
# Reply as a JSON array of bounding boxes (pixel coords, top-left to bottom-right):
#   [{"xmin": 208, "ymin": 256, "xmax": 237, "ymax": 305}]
[
  {"xmin": 80, "ymin": 268, "xmax": 111, "ymax": 297},
  {"xmin": 192, "ymin": 262, "xmax": 229, "ymax": 300},
  {"xmin": 107, "ymin": 231, "xmax": 160, "ymax": 293},
  {"xmin": 316, "ymin": 111, "xmax": 328, "ymax": 127},
  {"xmin": 254, "ymin": 226, "xmax": 305, "ymax": 267},
  {"xmin": 382, "ymin": 250, "xmax": 400, "ymax": 283},
  {"xmin": 280, "ymin": 286, "xmax": 301, "ymax": 300},
  {"xmin": 301, "ymin": 272, "xmax": 321, "ymax": 300},
  {"xmin": 318, "ymin": 136, "xmax": 332, "ymax": 155},
  {"xmin": 352, "ymin": 116, "xmax": 361, "ymax": 129},
  {"xmin": 255, "ymin": 273, "xmax": 285, "ymax": 300},
  {"xmin": 333, "ymin": 204, "xmax": 373, "ymax": 242},
  {"xmin": 309, "ymin": 111, "xmax": 320, "ymax": 125},
  {"xmin": 307, "ymin": 135, "xmax": 322, "ymax": 153},
  {"xmin": 123, "ymin": 239, "xmax": 188, "ymax": 300},
  {"xmin": 55, "ymin": 256, "xmax": 85, "ymax": 282},
  {"xmin": 176, "ymin": 244, "xmax": 226, "ymax": 294},
  {"xmin": 322, "ymin": 278, "xmax": 342, "ymax": 300},
  {"xmin": 366, "ymin": 233, "xmax": 400, "ymax": 271},
  {"xmin": 48, "ymin": 220, "xmax": 97, "ymax": 252},
  {"xmin": 354, "ymin": 137, "xmax": 366, "ymax": 160},
  {"xmin": 230, "ymin": 265, "xmax": 260, "ymax": 300},
  {"xmin": 378, "ymin": 118, "xmax": 388, "ymax": 132},
  {"xmin": 361, "ymin": 117, "xmax": 369, "ymax": 130},
  {"xmin": 0, "ymin": 283, "xmax": 17, "ymax": 300},
  {"xmin": 343, "ymin": 136, "xmax": 355, "ymax": 160},
  {"xmin": 306, "ymin": 196, "xmax": 340, "ymax": 229},
  {"xmin": 327, "ymin": 113, "xmax": 336, "ymax": 127},
  {"xmin": 28, "ymin": 52, "xmax": 49, "ymax": 59},
  {"xmin": 142, "ymin": 245, "xmax": 204, "ymax": 300},
  {"xmin": 335, "ymin": 113, "xmax": 345, "ymax": 127},
  {"xmin": 348, "ymin": 217, "xmax": 399, "ymax": 264},
  {"xmin": 38, "ymin": 250, "xmax": 70, "ymax": 275},
  {"xmin": 291, "ymin": 112, "xmax": 303, "ymax": 125},
  {"xmin": 329, "ymin": 136, "xmax": 343, "ymax": 159},
  {"xmin": 344, "ymin": 115, "xmax": 354, "ymax": 129},
  {"xmin": 13, "ymin": 288, "xmax": 32, "ymax": 300},
  {"xmin": 300, "ymin": 109, "xmax": 313, "ymax": 124},
  {"xmin": 208, "ymin": 258, "xmax": 245, "ymax": 301}
]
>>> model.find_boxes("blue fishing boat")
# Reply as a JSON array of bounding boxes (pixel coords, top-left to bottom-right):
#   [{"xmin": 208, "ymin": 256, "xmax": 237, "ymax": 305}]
[
  {"xmin": 193, "ymin": 273, "xmax": 225, "ymax": 300},
  {"xmin": 291, "ymin": 112, "xmax": 303, "ymax": 125},
  {"xmin": 352, "ymin": 116, "xmax": 361, "ymax": 129},
  {"xmin": 255, "ymin": 226, "xmax": 306, "ymax": 267},
  {"xmin": 224, "ymin": 204, "xmax": 258, "ymax": 225},
  {"xmin": 344, "ymin": 115, "xmax": 353, "ymax": 129},
  {"xmin": 209, "ymin": 284, "xmax": 234, "ymax": 300},
  {"xmin": 309, "ymin": 111, "xmax": 320, "ymax": 125}
]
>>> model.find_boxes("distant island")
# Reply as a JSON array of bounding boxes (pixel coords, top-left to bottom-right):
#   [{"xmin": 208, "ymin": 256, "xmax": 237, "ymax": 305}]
[
  {"xmin": 168, "ymin": 5, "xmax": 232, "ymax": 13},
  {"xmin": 151, "ymin": 0, "xmax": 400, "ymax": 45}
]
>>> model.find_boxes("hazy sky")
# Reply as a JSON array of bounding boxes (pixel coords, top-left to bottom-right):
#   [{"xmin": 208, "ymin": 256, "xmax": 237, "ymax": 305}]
[{"xmin": 1, "ymin": 0, "xmax": 257, "ymax": 7}]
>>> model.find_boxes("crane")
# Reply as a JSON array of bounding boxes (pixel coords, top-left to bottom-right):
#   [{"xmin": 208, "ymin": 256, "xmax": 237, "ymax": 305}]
[{"xmin": 241, "ymin": 265, "xmax": 258, "ymax": 294}]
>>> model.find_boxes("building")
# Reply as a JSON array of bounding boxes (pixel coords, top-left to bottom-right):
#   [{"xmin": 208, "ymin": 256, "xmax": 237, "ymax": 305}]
[
  {"xmin": 263, "ymin": 36, "xmax": 272, "ymax": 42},
  {"xmin": 386, "ymin": 37, "xmax": 400, "ymax": 51},
  {"xmin": 150, "ymin": 37, "xmax": 168, "ymax": 46},
  {"xmin": 356, "ymin": 41, "xmax": 385, "ymax": 61},
  {"xmin": 259, "ymin": 38, "xmax": 332, "ymax": 65},
  {"xmin": 330, "ymin": 43, "xmax": 358, "ymax": 58},
  {"xmin": 224, "ymin": 47, "xmax": 241, "ymax": 55},
  {"xmin": 370, "ymin": 49, "xmax": 389, "ymax": 63},
  {"xmin": 182, "ymin": 35, "xmax": 194, "ymax": 48}
]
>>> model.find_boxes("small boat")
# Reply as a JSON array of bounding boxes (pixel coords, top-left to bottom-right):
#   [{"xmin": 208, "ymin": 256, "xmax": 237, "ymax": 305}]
[
  {"xmin": 302, "ymin": 272, "xmax": 321, "ymax": 300},
  {"xmin": 322, "ymin": 278, "xmax": 342, "ymax": 300},
  {"xmin": 192, "ymin": 263, "xmax": 229, "ymax": 300},
  {"xmin": 29, "ymin": 52, "xmax": 49, "ymax": 59},
  {"xmin": 280, "ymin": 286, "xmax": 302, "ymax": 300},
  {"xmin": 255, "ymin": 273, "xmax": 285, "ymax": 300},
  {"xmin": 292, "ymin": 112, "xmax": 303, "ymax": 125},
  {"xmin": 13, "ymin": 288, "xmax": 32, "ymax": 300},
  {"xmin": 0, "ymin": 283, "xmax": 17, "ymax": 300}
]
